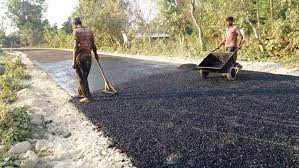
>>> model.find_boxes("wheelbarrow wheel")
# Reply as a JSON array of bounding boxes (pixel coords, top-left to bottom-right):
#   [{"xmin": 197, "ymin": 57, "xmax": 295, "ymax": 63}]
[
  {"xmin": 199, "ymin": 70, "xmax": 209, "ymax": 78},
  {"xmin": 227, "ymin": 66, "xmax": 237, "ymax": 81}
]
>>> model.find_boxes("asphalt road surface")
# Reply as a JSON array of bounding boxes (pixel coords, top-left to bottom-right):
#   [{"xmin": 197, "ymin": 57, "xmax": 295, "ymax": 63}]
[
  {"xmin": 18, "ymin": 49, "xmax": 299, "ymax": 168},
  {"xmin": 16, "ymin": 49, "xmax": 175, "ymax": 95}
]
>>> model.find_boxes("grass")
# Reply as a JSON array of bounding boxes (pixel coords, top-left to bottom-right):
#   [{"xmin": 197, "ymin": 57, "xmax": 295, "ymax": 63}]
[
  {"xmin": 0, "ymin": 105, "xmax": 32, "ymax": 157},
  {"xmin": 282, "ymin": 54, "xmax": 299, "ymax": 69},
  {"xmin": 0, "ymin": 52, "xmax": 33, "ymax": 160},
  {"xmin": 0, "ymin": 54, "xmax": 29, "ymax": 103}
]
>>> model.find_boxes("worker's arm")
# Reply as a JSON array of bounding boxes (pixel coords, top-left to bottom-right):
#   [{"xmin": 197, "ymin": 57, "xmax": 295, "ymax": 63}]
[
  {"xmin": 218, "ymin": 40, "xmax": 225, "ymax": 48},
  {"xmin": 91, "ymin": 33, "xmax": 99, "ymax": 60},
  {"xmin": 217, "ymin": 32, "xmax": 227, "ymax": 49},
  {"xmin": 72, "ymin": 31, "xmax": 79, "ymax": 69},
  {"xmin": 236, "ymin": 27, "xmax": 244, "ymax": 49}
]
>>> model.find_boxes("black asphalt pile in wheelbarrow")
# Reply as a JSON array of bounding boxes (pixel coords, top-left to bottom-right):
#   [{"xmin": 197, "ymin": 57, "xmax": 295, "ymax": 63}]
[{"xmin": 197, "ymin": 51, "xmax": 239, "ymax": 80}]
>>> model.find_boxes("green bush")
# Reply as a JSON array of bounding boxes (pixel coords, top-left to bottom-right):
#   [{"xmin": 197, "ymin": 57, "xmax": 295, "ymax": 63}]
[
  {"xmin": 43, "ymin": 29, "xmax": 73, "ymax": 48},
  {"xmin": 0, "ymin": 52, "xmax": 32, "ymax": 159},
  {"xmin": 0, "ymin": 54, "xmax": 29, "ymax": 103},
  {"xmin": 0, "ymin": 104, "xmax": 32, "ymax": 157}
]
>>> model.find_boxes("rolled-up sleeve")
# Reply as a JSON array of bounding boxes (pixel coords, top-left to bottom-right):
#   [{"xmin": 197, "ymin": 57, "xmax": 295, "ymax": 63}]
[{"xmin": 73, "ymin": 30, "xmax": 79, "ymax": 56}]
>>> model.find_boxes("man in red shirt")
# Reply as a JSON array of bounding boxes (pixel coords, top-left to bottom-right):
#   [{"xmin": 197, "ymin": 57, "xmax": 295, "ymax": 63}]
[
  {"xmin": 72, "ymin": 17, "xmax": 99, "ymax": 103},
  {"xmin": 218, "ymin": 16, "xmax": 244, "ymax": 70}
]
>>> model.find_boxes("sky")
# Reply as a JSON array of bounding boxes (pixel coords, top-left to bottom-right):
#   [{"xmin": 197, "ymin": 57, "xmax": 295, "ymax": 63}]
[
  {"xmin": 138, "ymin": 0, "xmax": 158, "ymax": 21},
  {"xmin": 45, "ymin": 0, "xmax": 79, "ymax": 27},
  {"xmin": 0, "ymin": 0, "xmax": 79, "ymax": 28},
  {"xmin": 0, "ymin": 0, "xmax": 157, "ymax": 34}
]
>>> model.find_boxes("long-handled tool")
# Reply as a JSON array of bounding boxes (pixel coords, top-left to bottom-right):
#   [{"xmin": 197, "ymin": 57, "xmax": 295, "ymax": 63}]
[
  {"xmin": 211, "ymin": 47, "xmax": 220, "ymax": 52},
  {"xmin": 94, "ymin": 56, "xmax": 118, "ymax": 94}
]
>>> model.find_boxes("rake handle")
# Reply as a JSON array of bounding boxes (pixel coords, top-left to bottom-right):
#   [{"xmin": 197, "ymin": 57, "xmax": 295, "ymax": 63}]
[{"xmin": 94, "ymin": 57, "xmax": 108, "ymax": 83}]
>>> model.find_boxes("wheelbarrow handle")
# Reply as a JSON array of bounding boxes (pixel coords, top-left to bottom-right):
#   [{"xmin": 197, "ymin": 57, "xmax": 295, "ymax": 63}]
[
  {"xmin": 211, "ymin": 47, "xmax": 220, "ymax": 52},
  {"xmin": 212, "ymin": 47, "xmax": 241, "ymax": 53},
  {"xmin": 234, "ymin": 47, "xmax": 241, "ymax": 53}
]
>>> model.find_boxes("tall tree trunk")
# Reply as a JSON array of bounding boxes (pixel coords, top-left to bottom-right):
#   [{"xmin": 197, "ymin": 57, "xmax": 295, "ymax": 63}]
[
  {"xmin": 256, "ymin": 0, "xmax": 261, "ymax": 40},
  {"xmin": 0, "ymin": 17, "xmax": 7, "ymax": 33},
  {"xmin": 178, "ymin": 33, "xmax": 185, "ymax": 51},
  {"xmin": 145, "ymin": 24, "xmax": 151, "ymax": 47},
  {"xmin": 286, "ymin": 0, "xmax": 292, "ymax": 11},
  {"xmin": 286, "ymin": 0, "xmax": 293, "ymax": 18},
  {"xmin": 241, "ymin": 0, "xmax": 266, "ymax": 52},
  {"xmin": 255, "ymin": 0, "xmax": 266, "ymax": 52},
  {"xmin": 189, "ymin": 0, "xmax": 205, "ymax": 51},
  {"xmin": 269, "ymin": 0, "xmax": 274, "ymax": 19}
]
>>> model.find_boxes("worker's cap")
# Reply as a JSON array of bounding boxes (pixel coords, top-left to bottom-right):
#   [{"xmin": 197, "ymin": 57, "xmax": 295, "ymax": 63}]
[{"xmin": 72, "ymin": 17, "xmax": 82, "ymax": 25}]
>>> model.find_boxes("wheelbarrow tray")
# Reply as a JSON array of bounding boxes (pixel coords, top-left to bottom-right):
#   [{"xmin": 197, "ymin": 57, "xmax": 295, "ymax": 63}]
[{"xmin": 197, "ymin": 52, "xmax": 236, "ymax": 73}]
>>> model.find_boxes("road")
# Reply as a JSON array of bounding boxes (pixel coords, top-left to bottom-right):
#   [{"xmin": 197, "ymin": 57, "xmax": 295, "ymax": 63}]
[
  {"xmin": 16, "ymin": 49, "xmax": 175, "ymax": 95},
  {"xmin": 18, "ymin": 49, "xmax": 299, "ymax": 168}
]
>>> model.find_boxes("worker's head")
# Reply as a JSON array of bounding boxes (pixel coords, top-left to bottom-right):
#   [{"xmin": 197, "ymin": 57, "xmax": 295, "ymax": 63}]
[
  {"xmin": 226, "ymin": 16, "xmax": 234, "ymax": 27},
  {"xmin": 72, "ymin": 17, "xmax": 82, "ymax": 27}
]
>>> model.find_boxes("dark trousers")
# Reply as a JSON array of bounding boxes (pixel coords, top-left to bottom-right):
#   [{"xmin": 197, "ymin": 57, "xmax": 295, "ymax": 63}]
[
  {"xmin": 76, "ymin": 55, "xmax": 92, "ymax": 98},
  {"xmin": 226, "ymin": 47, "xmax": 238, "ymax": 63}
]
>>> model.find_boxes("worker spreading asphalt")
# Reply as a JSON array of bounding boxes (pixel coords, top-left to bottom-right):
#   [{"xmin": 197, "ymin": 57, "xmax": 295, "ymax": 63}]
[
  {"xmin": 17, "ymin": 49, "xmax": 298, "ymax": 167},
  {"xmin": 72, "ymin": 68, "xmax": 298, "ymax": 167}
]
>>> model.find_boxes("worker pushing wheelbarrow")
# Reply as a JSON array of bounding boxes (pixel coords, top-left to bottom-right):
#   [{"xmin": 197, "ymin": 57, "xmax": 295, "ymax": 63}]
[
  {"xmin": 197, "ymin": 16, "xmax": 244, "ymax": 81},
  {"xmin": 197, "ymin": 48, "xmax": 241, "ymax": 80}
]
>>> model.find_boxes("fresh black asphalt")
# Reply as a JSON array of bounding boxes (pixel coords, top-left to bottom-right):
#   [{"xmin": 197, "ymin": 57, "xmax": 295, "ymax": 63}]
[{"xmin": 72, "ymin": 67, "xmax": 299, "ymax": 168}]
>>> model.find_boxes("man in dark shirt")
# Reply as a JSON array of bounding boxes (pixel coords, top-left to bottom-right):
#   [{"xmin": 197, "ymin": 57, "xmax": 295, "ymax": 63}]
[{"xmin": 72, "ymin": 17, "xmax": 99, "ymax": 103}]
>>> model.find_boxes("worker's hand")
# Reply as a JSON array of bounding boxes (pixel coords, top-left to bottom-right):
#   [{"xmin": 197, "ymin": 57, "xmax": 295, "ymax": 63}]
[
  {"xmin": 213, "ymin": 46, "xmax": 220, "ymax": 52},
  {"xmin": 94, "ymin": 54, "xmax": 99, "ymax": 60},
  {"xmin": 217, "ymin": 43, "xmax": 224, "ymax": 49},
  {"xmin": 72, "ymin": 63, "xmax": 77, "ymax": 69}
]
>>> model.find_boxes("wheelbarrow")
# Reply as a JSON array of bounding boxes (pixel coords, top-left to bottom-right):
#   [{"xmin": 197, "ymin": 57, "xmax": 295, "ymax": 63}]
[{"xmin": 196, "ymin": 49, "xmax": 240, "ymax": 81}]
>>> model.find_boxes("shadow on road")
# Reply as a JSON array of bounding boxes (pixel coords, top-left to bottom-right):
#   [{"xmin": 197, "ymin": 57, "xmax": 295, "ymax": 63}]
[{"xmin": 71, "ymin": 69, "xmax": 299, "ymax": 168}]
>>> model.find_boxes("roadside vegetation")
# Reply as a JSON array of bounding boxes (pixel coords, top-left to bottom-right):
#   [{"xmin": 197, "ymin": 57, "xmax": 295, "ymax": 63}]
[
  {"xmin": 1, "ymin": 0, "xmax": 298, "ymax": 67},
  {"xmin": 0, "ymin": 50, "xmax": 32, "ymax": 159}
]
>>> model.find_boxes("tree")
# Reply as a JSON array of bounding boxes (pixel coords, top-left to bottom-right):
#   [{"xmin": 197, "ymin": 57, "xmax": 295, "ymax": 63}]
[
  {"xmin": 61, "ymin": 17, "xmax": 73, "ymax": 34},
  {"xmin": 130, "ymin": 0, "xmax": 155, "ymax": 46},
  {"xmin": 4, "ymin": 0, "xmax": 46, "ymax": 46},
  {"xmin": 0, "ymin": 17, "xmax": 7, "ymax": 46},
  {"xmin": 189, "ymin": 0, "xmax": 206, "ymax": 50},
  {"xmin": 269, "ymin": 0, "xmax": 274, "ymax": 19},
  {"xmin": 159, "ymin": 0, "xmax": 190, "ymax": 50},
  {"xmin": 240, "ymin": 0, "xmax": 266, "ymax": 52},
  {"xmin": 73, "ymin": 0, "xmax": 131, "ymax": 49}
]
